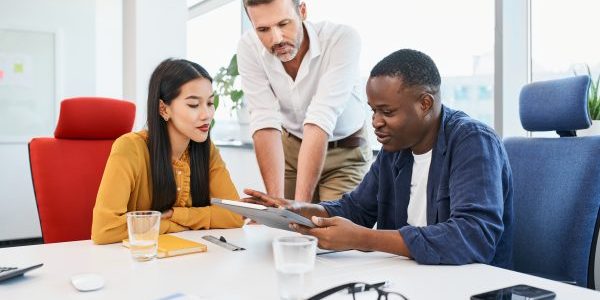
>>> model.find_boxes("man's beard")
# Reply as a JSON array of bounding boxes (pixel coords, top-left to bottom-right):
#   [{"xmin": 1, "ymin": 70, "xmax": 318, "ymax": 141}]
[
  {"xmin": 272, "ymin": 42, "xmax": 299, "ymax": 62},
  {"xmin": 272, "ymin": 27, "xmax": 303, "ymax": 62}
]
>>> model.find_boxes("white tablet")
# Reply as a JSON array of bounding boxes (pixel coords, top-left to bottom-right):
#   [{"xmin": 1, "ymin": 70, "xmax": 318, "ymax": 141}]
[{"xmin": 211, "ymin": 198, "xmax": 315, "ymax": 231}]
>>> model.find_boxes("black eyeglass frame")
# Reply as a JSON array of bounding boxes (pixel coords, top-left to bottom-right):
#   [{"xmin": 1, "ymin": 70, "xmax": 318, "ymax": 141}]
[{"xmin": 307, "ymin": 281, "xmax": 409, "ymax": 300}]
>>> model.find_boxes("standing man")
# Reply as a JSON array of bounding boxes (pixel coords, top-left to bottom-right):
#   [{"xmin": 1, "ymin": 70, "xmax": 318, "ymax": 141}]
[
  {"xmin": 237, "ymin": 0, "xmax": 371, "ymax": 203},
  {"xmin": 244, "ymin": 49, "xmax": 514, "ymax": 267}
]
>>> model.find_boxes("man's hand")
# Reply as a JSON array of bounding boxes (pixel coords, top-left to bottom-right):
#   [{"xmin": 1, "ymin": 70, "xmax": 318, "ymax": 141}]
[
  {"xmin": 243, "ymin": 188, "xmax": 330, "ymax": 219},
  {"xmin": 243, "ymin": 188, "xmax": 295, "ymax": 209},
  {"xmin": 292, "ymin": 216, "xmax": 368, "ymax": 251}
]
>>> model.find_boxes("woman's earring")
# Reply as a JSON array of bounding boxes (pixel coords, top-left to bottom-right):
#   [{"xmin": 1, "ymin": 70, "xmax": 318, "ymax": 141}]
[{"xmin": 163, "ymin": 116, "xmax": 169, "ymax": 122}]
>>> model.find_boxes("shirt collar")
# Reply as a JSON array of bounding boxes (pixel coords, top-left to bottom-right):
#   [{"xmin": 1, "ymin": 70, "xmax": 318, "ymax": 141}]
[
  {"xmin": 389, "ymin": 105, "xmax": 451, "ymax": 162},
  {"xmin": 433, "ymin": 105, "xmax": 451, "ymax": 155},
  {"xmin": 304, "ymin": 21, "xmax": 321, "ymax": 60}
]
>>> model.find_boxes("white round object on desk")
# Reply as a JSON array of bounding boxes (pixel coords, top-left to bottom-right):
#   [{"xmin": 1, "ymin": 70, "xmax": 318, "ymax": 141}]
[{"xmin": 70, "ymin": 273, "xmax": 105, "ymax": 292}]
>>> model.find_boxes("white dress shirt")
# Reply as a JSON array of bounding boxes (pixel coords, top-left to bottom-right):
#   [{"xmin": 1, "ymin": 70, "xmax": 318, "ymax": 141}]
[
  {"xmin": 407, "ymin": 150, "xmax": 432, "ymax": 227},
  {"xmin": 237, "ymin": 21, "xmax": 365, "ymax": 141}
]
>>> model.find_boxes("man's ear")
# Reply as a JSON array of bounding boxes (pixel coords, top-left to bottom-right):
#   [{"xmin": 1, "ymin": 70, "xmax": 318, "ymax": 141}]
[
  {"xmin": 420, "ymin": 93, "xmax": 434, "ymax": 116},
  {"xmin": 298, "ymin": 2, "xmax": 307, "ymax": 21}
]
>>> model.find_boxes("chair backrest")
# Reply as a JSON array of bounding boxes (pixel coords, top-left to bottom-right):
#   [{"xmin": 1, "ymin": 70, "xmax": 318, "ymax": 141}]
[
  {"xmin": 29, "ymin": 97, "xmax": 135, "ymax": 243},
  {"xmin": 504, "ymin": 75, "xmax": 600, "ymax": 288}
]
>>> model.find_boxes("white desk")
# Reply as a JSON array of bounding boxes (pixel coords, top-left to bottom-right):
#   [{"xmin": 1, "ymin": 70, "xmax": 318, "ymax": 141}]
[{"xmin": 1, "ymin": 225, "xmax": 599, "ymax": 299}]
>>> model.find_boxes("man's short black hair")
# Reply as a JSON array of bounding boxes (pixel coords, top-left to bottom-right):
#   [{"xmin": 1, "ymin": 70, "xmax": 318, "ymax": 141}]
[{"xmin": 370, "ymin": 49, "xmax": 441, "ymax": 90}]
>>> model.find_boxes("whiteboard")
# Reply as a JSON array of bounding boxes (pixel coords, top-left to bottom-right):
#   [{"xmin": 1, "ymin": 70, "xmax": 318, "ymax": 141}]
[{"xmin": 0, "ymin": 29, "xmax": 55, "ymax": 142}]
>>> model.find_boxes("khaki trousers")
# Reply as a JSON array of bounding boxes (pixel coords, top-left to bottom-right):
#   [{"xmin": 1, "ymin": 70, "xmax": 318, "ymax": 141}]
[{"xmin": 282, "ymin": 127, "xmax": 372, "ymax": 202}]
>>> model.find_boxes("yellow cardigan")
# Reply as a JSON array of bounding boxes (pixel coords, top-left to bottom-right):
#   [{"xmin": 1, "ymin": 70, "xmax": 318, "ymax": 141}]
[{"xmin": 91, "ymin": 131, "xmax": 243, "ymax": 244}]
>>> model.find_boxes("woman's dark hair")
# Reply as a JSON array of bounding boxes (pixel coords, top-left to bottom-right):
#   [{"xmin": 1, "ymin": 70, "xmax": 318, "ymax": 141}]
[{"xmin": 147, "ymin": 58, "xmax": 213, "ymax": 212}]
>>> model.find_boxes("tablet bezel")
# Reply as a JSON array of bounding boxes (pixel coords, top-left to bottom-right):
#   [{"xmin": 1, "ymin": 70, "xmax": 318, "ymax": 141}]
[{"xmin": 211, "ymin": 198, "xmax": 315, "ymax": 231}]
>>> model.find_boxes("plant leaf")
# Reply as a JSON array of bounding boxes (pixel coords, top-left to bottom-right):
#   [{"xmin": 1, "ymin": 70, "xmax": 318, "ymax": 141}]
[
  {"xmin": 231, "ymin": 90, "xmax": 244, "ymax": 102},
  {"xmin": 214, "ymin": 67, "xmax": 226, "ymax": 82},
  {"xmin": 228, "ymin": 54, "xmax": 239, "ymax": 76},
  {"xmin": 214, "ymin": 94, "xmax": 220, "ymax": 110},
  {"xmin": 593, "ymin": 99, "xmax": 600, "ymax": 119}
]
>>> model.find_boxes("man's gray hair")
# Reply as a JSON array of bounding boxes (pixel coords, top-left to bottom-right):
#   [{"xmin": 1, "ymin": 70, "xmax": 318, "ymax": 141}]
[{"xmin": 243, "ymin": 0, "xmax": 300, "ymax": 9}]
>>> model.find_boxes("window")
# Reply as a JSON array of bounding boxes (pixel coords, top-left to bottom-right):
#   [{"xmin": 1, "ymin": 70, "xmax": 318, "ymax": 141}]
[
  {"xmin": 187, "ymin": 0, "xmax": 209, "ymax": 7},
  {"xmin": 531, "ymin": 0, "xmax": 600, "ymax": 81},
  {"xmin": 303, "ymin": 0, "xmax": 495, "ymax": 145},
  {"xmin": 189, "ymin": 1, "xmax": 495, "ymax": 146},
  {"xmin": 187, "ymin": 0, "xmax": 242, "ymax": 122}
]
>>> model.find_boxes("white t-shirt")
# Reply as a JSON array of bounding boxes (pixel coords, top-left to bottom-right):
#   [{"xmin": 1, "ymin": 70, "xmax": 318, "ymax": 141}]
[
  {"xmin": 407, "ymin": 150, "xmax": 432, "ymax": 227},
  {"xmin": 237, "ymin": 21, "xmax": 365, "ymax": 140}
]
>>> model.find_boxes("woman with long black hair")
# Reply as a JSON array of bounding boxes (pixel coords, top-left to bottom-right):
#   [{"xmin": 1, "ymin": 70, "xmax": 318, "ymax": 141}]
[{"xmin": 92, "ymin": 59, "xmax": 243, "ymax": 244}]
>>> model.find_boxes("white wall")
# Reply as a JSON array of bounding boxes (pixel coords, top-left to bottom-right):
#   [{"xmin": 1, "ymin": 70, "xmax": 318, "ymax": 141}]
[
  {"xmin": 124, "ymin": 0, "xmax": 187, "ymax": 130},
  {"xmin": 0, "ymin": 0, "xmax": 97, "ymax": 241},
  {"xmin": 0, "ymin": 0, "xmax": 186, "ymax": 241},
  {"xmin": 96, "ymin": 0, "xmax": 123, "ymax": 99},
  {"xmin": 219, "ymin": 147, "xmax": 264, "ymax": 197}
]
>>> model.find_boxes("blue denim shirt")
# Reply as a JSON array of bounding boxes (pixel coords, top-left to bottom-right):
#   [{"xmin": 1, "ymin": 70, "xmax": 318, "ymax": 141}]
[{"xmin": 320, "ymin": 106, "xmax": 513, "ymax": 267}]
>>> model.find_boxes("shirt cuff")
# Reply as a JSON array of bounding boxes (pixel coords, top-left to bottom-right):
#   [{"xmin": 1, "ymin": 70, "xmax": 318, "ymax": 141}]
[
  {"xmin": 319, "ymin": 201, "xmax": 345, "ymax": 218},
  {"xmin": 159, "ymin": 219, "xmax": 171, "ymax": 233},
  {"xmin": 249, "ymin": 121, "xmax": 282, "ymax": 137},
  {"xmin": 399, "ymin": 226, "xmax": 441, "ymax": 265},
  {"xmin": 170, "ymin": 207, "xmax": 189, "ymax": 226},
  {"xmin": 303, "ymin": 115, "xmax": 335, "ymax": 138}
]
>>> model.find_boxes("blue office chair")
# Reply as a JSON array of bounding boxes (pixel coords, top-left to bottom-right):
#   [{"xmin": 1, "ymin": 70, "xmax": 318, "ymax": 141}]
[{"xmin": 504, "ymin": 75, "xmax": 600, "ymax": 289}]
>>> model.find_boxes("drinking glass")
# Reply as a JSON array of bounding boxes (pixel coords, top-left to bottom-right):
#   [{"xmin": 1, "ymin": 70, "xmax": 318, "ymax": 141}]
[
  {"xmin": 126, "ymin": 211, "xmax": 161, "ymax": 261},
  {"xmin": 273, "ymin": 235, "xmax": 318, "ymax": 300}
]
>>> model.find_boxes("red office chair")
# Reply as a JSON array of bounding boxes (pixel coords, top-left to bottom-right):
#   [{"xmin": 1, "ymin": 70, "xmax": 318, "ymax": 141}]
[{"xmin": 28, "ymin": 97, "xmax": 135, "ymax": 243}]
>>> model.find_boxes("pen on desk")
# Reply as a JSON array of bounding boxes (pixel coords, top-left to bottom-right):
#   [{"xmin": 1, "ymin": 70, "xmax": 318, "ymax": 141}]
[
  {"xmin": 202, "ymin": 235, "xmax": 246, "ymax": 251},
  {"xmin": 316, "ymin": 249, "xmax": 350, "ymax": 256},
  {"xmin": 316, "ymin": 250, "xmax": 337, "ymax": 256}
]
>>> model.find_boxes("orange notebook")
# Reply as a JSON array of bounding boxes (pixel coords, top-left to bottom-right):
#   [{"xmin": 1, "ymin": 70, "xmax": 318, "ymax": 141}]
[{"xmin": 122, "ymin": 235, "xmax": 207, "ymax": 258}]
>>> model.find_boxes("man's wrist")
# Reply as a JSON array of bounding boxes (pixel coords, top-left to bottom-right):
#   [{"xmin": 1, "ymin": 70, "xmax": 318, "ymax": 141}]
[
  {"xmin": 294, "ymin": 191, "xmax": 313, "ymax": 203},
  {"xmin": 310, "ymin": 204, "xmax": 330, "ymax": 218},
  {"xmin": 266, "ymin": 186, "xmax": 284, "ymax": 198},
  {"xmin": 357, "ymin": 227, "xmax": 375, "ymax": 251},
  {"xmin": 297, "ymin": 203, "xmax": 329, "ymax": 219}
]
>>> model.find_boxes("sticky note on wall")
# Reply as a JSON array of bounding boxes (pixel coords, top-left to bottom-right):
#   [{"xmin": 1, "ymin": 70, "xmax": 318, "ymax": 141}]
[{"xmin": 14, "ymin": 63, "xmax": 23, "ymax": 73}]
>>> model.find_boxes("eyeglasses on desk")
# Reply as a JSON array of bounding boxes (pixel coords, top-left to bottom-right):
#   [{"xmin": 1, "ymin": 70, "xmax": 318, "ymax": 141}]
[{"xmin": 307, "ymin": 281, "xmax": 408, "ymax": 300}]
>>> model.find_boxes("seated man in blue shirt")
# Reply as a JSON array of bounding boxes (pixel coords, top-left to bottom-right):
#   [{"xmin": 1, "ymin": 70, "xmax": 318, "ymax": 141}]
[{"xmin": 244, "ymin": 49, "xmax": 513, "ymax": 267}]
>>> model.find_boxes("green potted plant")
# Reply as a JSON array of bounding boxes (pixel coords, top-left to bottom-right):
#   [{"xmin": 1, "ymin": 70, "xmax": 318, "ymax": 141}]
[
  {"xmin": 586, "ymin": 66, "xmax": 600, "ymax": 120},
  {"xmin": 576, "ymin": 64, "xmax": 600, "ymax": 136},
  {"xmin": 213, "ymin": 54, "xmax": 249, "ymax": 124}
]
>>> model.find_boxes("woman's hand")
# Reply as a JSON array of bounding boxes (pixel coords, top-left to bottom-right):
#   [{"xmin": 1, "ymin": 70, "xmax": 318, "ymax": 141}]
[{"xmin": 161, "ymin": 209, "xmax": 173, "ymax": 219}]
